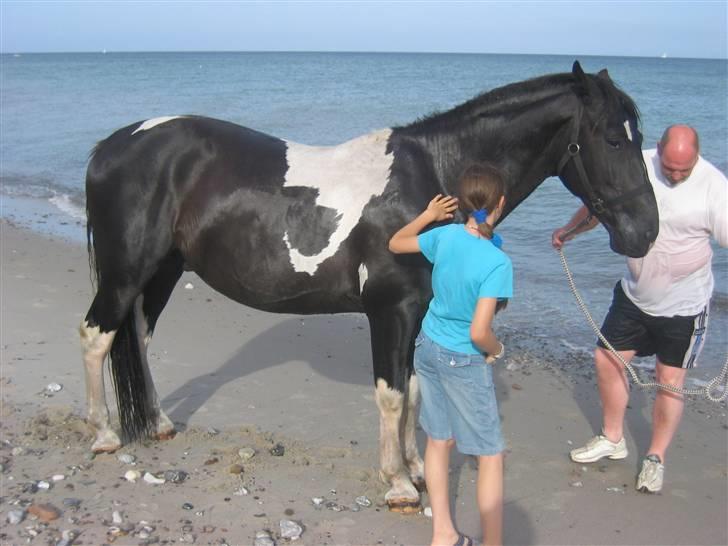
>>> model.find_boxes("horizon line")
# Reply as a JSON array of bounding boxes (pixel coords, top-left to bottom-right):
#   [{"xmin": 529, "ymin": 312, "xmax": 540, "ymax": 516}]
[{"xmin": 2, "ymin": 49, "xmax": 726, "ymax": 61}]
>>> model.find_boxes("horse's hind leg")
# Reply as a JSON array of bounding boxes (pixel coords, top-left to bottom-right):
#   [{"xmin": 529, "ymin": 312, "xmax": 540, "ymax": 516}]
[
  {"xmin": 80, "ymin": 316, "xmax": 121, "ymax": 453},
  {"xmin": 136, "ymin": 251, "xmax": 185, "ymax": 440}
]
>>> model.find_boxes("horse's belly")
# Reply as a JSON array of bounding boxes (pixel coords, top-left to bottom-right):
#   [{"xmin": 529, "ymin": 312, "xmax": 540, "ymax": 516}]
[{"xmin": 187, "ymin": 242, "xmax": 364, "ymax": 315}]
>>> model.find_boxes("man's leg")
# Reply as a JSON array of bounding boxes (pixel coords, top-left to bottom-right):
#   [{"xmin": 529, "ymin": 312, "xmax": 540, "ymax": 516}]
[
  {"xmin": 647, "ymin": 360, "xmax": 687, "ymax": 463},
  {"xmin": 595, "ymin": 347, "xmax": 636, "ymax": 442}
]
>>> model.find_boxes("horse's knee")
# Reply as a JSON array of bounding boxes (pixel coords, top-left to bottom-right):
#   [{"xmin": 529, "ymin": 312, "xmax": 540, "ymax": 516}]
[{"xmin": 375, "ymin": 378, "xmax": 404, "ymax": 415}]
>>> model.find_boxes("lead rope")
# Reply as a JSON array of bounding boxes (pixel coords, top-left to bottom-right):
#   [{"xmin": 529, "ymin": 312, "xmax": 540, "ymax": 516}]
[{"xmin": 557, "ymin": 247, "xmax": 728, "ymax": 403}]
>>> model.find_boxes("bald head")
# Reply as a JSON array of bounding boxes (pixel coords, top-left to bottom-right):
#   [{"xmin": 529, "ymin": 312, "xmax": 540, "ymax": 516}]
[{"xmin": 657, "ymin": 125, "xmax": 700, "ymax": 184}]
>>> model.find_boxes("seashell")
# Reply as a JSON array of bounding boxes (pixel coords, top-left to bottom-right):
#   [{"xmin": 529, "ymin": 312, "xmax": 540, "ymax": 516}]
[{"xmin": 143, "ymin": 472, "xmax": 165, "ymax": 485}]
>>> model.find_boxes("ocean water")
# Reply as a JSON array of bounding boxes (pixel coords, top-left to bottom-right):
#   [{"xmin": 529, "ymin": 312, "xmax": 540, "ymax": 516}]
[{"xmin": 1, "ymin": 52, "xmax": 726, "ymax": 382}]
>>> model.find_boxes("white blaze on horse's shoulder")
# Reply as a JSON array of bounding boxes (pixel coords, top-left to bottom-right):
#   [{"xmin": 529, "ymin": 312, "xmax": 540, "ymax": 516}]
[
  {"xmin": 132, "ymin": 116, "xmax": 184, "ymax": 135},
  {"xmin": 283, "ymin": 129, "xmax": 394, "ymax": 274},
  {"xmin": 624, "ymin": 120, "xmax": 633, "ymax": 142},
  {"xmin": 358, "ymin": 264, "xmax": 368, "ymax": 294}
]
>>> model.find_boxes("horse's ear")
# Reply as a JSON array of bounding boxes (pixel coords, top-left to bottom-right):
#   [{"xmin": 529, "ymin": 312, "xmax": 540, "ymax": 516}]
[
  {"xmin": 572, "ymin": 60, "xmax": 595, "ymax": 102},
  {"xmin": 597, "ymin": 69, "xmax": 613, "ymax": 83}
]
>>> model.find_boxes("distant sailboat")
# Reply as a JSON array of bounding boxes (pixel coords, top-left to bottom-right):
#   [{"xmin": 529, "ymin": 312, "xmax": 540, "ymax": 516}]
[
  {"xmin": 660, "ymin": 52, "xmax": 668, "ymax": 58},
  {"xmin": 102, "ymin": 49, "xmax": 107, "ymax": 54}
]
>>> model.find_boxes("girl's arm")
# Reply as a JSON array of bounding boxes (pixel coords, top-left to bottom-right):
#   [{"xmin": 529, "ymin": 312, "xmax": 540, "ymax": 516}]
[
  {"xmin": 388, "ymin": 195, "xmax": 458, "ymax": 254},
  {"xmin": 470, "ymin": 297, "xmax": 504, "ymax": 362}
]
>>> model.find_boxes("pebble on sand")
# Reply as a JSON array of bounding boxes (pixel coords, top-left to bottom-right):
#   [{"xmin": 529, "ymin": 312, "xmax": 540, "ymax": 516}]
[
  {"xmin": 238, "ymin": 447, "xmax": 256, "ymax": 461},
  {"xmin": 280, "ymin": 519, "xmax": 304, "ymax": 540},
  {"xmin": 28, "ymin": 502, "xmax": 62, "ymax": 522},
  {"xmin": 143, "ymin": 472, "xmax": 166, "ymax": 485},
  {"xmin": 354, "ymin": 495, "xmax": 372, "ymax": 507},
  {"xmin": 6, "ymin": 509, "xmax": 26, "ymax": 524},
  {"xmin": 117, "ymin": 453, "xmax": 136, "ymax": 464},
  {"xmin": 254, "ymin": 530, "xmax": 276, "ymax": 546},
  {"xmin": 163, "ymin": 470, "xmax": 188, "ymax": 483}
]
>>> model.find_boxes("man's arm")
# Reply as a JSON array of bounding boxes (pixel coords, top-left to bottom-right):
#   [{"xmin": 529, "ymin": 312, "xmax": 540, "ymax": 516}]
[{"xmin": 551, "ymin": 205, "xmax": 601, "ymax": 249}]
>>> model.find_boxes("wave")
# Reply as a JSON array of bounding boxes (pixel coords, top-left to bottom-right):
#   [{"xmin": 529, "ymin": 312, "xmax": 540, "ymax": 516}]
[
  {"xmin": 1, "ymin": 172, "xmax": 86, "ymax": 220},
  {"xmin": 48, "ymin": 193, "xmax": 86, "ymax": 219},
  {"xmin": 711, "ymin": 292, "xmax": 728, "ymax": 313}
]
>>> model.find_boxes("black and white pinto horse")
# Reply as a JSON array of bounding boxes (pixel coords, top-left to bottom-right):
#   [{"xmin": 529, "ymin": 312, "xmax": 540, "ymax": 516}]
[{"xmin": 80, "ymin": 62, "xmax": 658, "ymax": 512}]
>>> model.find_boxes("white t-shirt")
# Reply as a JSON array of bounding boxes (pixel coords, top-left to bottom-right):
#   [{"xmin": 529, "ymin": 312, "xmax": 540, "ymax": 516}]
[{"xmin": 621, "ymin": 149, "xmax": 728, "ymax": 317}]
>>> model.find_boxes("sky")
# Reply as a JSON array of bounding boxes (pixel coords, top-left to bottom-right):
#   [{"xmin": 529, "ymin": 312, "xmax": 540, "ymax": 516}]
[{"xmin": 1, "ymin": 1, "xmax": 726, "ymax": 59}]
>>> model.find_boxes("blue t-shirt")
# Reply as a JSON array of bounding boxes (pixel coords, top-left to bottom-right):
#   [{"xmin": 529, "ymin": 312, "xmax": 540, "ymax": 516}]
[{"xmin": 418, "ymin": 224, "xmax": 513, "ymax": 355}]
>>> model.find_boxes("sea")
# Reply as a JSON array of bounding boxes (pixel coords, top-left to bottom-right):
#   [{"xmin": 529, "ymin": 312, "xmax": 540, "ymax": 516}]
[{"xmin": 1, "ymin": 51, "xmax": 726, "ymax": 385}]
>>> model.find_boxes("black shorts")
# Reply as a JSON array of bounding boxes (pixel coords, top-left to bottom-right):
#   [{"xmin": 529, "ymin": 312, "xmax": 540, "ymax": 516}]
[{"xmin": 597, "ymin": 282, "xmax": 709, "ymax": 369}]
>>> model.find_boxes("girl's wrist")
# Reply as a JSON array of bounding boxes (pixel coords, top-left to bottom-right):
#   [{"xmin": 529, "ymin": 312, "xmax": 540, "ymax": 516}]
[{"xmin": 485, "ymin": 342, "xmax": 504, "ymax": 363}]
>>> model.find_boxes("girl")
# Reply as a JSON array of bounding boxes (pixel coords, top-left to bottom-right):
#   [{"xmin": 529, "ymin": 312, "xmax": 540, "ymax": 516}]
[{"xmin": 389, "ymin": 163, "xmax": 512, "ymax": 546}]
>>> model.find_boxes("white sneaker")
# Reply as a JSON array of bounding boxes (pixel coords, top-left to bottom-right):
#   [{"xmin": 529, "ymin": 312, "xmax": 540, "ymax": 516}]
[
  {"xmin": 636, "ymin": 454, "xmax": 664, "ymax": 493},
  {"xmin": 570, "ymin": 434, "xmax": 628, "ymax": 463}
]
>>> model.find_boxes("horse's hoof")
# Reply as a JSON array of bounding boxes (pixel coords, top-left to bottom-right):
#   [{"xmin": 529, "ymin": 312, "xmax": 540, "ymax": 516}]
[
  {"xmin": 387, "ymin": 499, "xmax": 422, "ymax": 514},
  {"xmin": 91, "ymin": 443, "xmax": 120, "ymax": 454},
  {"xmin": 155, "ymin": 430, "xmax": 177, "ymax": 441},
  {"xmin": 91, "ymin": 429, "xmax": 122, "ymax": 454},
  {"xmin": 91, "ymin": 441, "xmax": 121, "ymax": 455}
]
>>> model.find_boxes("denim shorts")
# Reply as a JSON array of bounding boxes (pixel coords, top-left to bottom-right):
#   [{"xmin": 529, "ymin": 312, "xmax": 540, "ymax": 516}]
[{"xmin": 414, "ymin": 331, "xmax": 504, "ymax": 456}]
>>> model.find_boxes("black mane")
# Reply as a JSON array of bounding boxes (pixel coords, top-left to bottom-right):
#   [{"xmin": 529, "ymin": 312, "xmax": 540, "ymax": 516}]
[{"xmin": 397, "ymin": 71, "xmax": 640, "ymax": 135}]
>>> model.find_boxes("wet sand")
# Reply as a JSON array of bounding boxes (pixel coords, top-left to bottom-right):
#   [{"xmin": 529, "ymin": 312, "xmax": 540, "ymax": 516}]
[{"xmin": 1, "ymin": 219, "xmax": 726, "ymax": 546}]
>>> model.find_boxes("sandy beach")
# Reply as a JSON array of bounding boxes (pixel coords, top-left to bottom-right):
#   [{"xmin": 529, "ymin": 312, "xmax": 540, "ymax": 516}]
[{"xmin": 1, "ymin": 218, "xmax": 726, "ymax": 546}]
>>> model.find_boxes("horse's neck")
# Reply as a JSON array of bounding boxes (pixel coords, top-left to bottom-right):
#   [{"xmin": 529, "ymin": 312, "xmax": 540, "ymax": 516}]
[{"xmin": 398, "ymin": 92, "xmax": 573, "ymax": 219}]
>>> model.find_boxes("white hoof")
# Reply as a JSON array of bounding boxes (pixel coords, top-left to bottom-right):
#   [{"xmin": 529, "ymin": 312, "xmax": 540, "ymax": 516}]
[
  {"xmin": 384, "ymin": 475, "xmax": 421, "ymax": 513},
  {"xmin": 155, "ymin": 411, "xmax": 176, "ymax": 439},
  {"xmin": 91, "ymin": 428, "xmax": 122, "ymax": 453}
]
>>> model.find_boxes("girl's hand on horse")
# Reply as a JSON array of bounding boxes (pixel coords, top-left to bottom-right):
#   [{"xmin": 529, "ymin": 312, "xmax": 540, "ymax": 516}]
[{"xmin": 426, "ymin": 194, "xmax": 458, "ymax": 222}]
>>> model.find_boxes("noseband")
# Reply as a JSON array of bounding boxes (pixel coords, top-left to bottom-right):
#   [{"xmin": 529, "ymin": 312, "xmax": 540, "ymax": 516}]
[{"xmin": 557, "ymin": 104, "xmax": 650, "ymax": 215}]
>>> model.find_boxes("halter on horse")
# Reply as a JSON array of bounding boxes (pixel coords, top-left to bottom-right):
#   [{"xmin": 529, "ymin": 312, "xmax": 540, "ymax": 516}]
[{"xmin": 80, "ymin": 61, "xmax": 658, "ymax": 512}]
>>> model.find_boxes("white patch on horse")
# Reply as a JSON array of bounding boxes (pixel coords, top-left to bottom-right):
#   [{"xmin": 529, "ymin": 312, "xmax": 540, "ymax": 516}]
[
  {"xmin": 283, "ymin": 129, "xmax": 393, "ymax": 274},
  {"xmin": 358, "ymin": 264, "xmax": 368, "ymax": 294},
  {"xmin": 375, "ymin": 378, "xmax": 405, "ymax": 482},
  {"xmin": 624, "ymin": 120, "xmax": 633, "ymax": 142},
  {"xmin": 132, "ymin": 116, "xmax": 184, "ymax": 135},
  {"xmin": 134, "ymin": 296, "xmax": 152, "ymax": 347}
]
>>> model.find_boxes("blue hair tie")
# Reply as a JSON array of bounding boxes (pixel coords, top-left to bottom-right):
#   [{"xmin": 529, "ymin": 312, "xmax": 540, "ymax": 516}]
[
  {"xmin": 472, "ymin": 208, "xmax": 488, "ymax": 224},
  {"xmin": 491, "ymin": 232, "xmax": 503, "ymax": 249}
]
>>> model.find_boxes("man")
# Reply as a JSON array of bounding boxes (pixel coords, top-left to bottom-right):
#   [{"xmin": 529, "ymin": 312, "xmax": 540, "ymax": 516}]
[{"xmin": 552, "ymin": 125, "xmax": 727, "ymax": 493}]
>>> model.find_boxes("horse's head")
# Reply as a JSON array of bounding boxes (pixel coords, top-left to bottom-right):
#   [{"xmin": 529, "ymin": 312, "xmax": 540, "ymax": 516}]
[{"xmin": 557, "ymin": 61, "xmax": 658, "ymax": 258}]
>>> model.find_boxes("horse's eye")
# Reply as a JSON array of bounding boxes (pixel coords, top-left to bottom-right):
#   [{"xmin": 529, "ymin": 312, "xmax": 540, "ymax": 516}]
[{"xmin": 607, "ymin": 138, "xmax": 621, "ymax": 149}]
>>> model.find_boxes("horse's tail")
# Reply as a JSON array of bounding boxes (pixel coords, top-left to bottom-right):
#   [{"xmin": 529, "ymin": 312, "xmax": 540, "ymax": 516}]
[
  {"xmin": 109, "ymin": 305, "xmax": 156, "ymax": 443},
  {"xmin": 86, "ymin": 141, "xmax": 104, "ymax": 291}
]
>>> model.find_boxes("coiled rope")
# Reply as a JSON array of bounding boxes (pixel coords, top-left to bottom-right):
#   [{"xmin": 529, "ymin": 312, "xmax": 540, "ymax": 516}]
[{"xmin": 558, "ymin": 247, "xmax": 728, "ymax": 403}]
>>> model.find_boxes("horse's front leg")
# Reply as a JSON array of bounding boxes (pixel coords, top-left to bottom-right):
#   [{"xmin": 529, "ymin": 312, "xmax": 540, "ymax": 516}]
[
  {"xmin": 366, "ymin": 294, "xmax": 425, "ymax": 513},
  {"xmin": 79, "ymin": 318, "xmax": 122, "ymax": 453},
  {"xmin": 404, "ymin": 371, "xmax": 425, "ymax": 491}
]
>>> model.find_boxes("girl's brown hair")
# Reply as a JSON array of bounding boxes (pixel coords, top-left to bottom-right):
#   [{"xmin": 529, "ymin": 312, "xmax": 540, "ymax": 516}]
[{"xmin": 457, "ymin": 163, "xmax": 506, "ymax": 240}]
